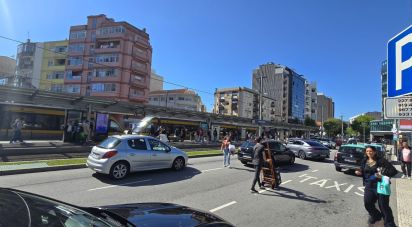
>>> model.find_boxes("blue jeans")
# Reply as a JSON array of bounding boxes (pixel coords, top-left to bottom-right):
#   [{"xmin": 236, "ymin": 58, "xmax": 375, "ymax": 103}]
[{"xmin": 223, "ymin": 148, "xmax": 231, "ymax": 166}]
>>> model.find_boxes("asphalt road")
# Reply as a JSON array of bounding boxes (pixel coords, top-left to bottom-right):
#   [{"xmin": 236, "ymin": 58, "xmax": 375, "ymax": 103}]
[{"xmin": 0, "ymin": 150, "xmax": 397, "ymax": 227}]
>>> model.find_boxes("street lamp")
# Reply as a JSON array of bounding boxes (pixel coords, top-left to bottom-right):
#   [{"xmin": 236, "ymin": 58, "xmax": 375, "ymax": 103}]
[{"xmin": 256, "ymin": 74, "xmax": 267, "ymax": 137}]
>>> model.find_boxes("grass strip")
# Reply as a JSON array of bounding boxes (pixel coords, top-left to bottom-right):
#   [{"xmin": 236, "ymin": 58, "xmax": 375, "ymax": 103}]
[{"xmin": 0, "ymin": 150, "xmax": 223, "ymax": 167}]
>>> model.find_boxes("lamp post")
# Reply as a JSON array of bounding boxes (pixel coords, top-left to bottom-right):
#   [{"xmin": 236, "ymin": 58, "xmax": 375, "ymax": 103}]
[
  {"xmin": 341, "ymin": 115, "xmax": 344, "ymax": 140},
  {"xmin": 258, "ymin": 74, "xmax": 267, "ymax": 137}
]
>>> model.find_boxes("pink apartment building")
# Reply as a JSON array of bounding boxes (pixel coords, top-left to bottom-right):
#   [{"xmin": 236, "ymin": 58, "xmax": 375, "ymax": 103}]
[{"xmin": 65, "ymin": 14, "xmax": 152, "ymax": 103}]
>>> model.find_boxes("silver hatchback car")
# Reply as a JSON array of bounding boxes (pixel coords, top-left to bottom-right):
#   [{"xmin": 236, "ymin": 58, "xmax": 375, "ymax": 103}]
[
  {"xmin": 87, "ymin": 135, "xmax": 188, "ymax": 179},
  {"xmin": 286, "ymin": 139, "xmax": 330, "ymax": 160}
]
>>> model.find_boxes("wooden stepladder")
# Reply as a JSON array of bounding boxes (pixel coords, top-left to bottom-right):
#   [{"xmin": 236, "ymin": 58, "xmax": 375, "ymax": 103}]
[{"xmin": 260, "ymin": 142, "xmax": 279, "ymax": 189}]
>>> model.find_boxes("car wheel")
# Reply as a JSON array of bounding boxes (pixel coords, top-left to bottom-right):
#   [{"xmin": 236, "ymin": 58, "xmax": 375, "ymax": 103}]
[
  {"xmin": 335, "ymin": 166, "xmax": 342, "ymax": 172},
  {"xmin": 172, "ymin": 157, "xmax": 185, "ymax": 171},
  {"xmin": 289, "ymin": 156, "xmax": 295, "ymax": 165},
  {"xmin": 299, "ymin": 151, "xmax": 306, "ymax": 160},
  {"xmin": 110, "ymin": 161, "xmax": 130, "ymax": 180}
]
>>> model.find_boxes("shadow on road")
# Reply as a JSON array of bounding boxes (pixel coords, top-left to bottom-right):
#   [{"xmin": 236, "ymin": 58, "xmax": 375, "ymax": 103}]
[
  {"xmin": 259, "ymin": 186, "xmax": 327, "ymax": 204},
  {"xmin": 278, "ymin": 163, "xmax": 309, "ymax": 173},
  {"xmin": 312, "ymin": 159, "xmax": 334, "ymax": 164},
  {"xmin": 92, "ymin": 167, "xmax": 202, "ymax": 186}
]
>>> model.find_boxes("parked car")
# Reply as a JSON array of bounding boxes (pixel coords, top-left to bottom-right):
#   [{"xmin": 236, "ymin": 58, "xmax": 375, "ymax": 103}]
[
  {"xmin": 314, "ymin": 138, "xmax": 336, "ymax": 149},
  {"xmin": 237, "ymin": 140, "xmax": 295, "ymax": 165},
  {"xmin": 0, "ymin": 188, "xmax": 234, "ymax": 227},
  {"xmin": 334, "ymin": 143, "xmax": 385, "ymax": 172},
  {"xmin": 87, "ymin": 135, "xmax": 188, "ymax": 180},
  {"xmin": 286, "ymin": 139, "xmax": 330, "ymax": 160}
]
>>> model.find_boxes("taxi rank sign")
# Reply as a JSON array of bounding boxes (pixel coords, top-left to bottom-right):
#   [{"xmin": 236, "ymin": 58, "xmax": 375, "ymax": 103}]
[{"xmin": 385, "ymin": 25, "xmax": 412, "ymax": 119}]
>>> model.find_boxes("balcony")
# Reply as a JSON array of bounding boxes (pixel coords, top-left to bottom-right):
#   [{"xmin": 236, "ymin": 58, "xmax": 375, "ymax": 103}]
[{"xmin": 95, "ymin": 41, "xmax": 121, "ymax": 54}]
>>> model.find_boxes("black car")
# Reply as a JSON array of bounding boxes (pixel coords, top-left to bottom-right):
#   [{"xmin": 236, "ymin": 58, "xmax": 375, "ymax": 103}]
[
  {"xmin": 237, "ymin": 140, "xmax": 295, "ymax": 165},
  {"xmin": 0, "ymin": 188, "xmax": 234, "ymax": 227},
  {"xmin": 334, "ymin": 144, "xmax": 385, "ymax": 172}
]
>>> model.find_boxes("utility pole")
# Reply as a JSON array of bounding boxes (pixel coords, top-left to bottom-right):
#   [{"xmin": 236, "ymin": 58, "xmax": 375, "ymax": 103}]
[
  {"xmin": 340, "ymin": 115, "xmax": 344, "ymax": 139},
  {"xmin": 321, "ymin": 105, "xmax": 324, "ymax": 138},
  {"xmin": 258, "ymin": 74, "xmax": 263, "ymax": 137}
]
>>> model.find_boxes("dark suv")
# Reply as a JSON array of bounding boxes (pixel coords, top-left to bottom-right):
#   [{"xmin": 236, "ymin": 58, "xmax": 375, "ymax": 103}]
[
  {"xmin": 237, "ymin": 140, "xmax": 295, "ymax": 165},
  {"xmin": 334, "ymin": 144, "xmax": 385, "ymax": 172}
]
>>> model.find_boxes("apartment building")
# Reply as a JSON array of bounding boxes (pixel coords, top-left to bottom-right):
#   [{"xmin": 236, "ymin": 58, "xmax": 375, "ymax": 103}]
[
  {"xmin": 252, "ymin": 62, "xmax": 306, "ymax": 123},
  {"xmin": 148, "ymin": 89, "xmax": 204, "ymax": 112},
  {"xmin": 39, "ymin": 40, "xmax": 68, "ymax": 92},
  {"xmin": 214, "ymin": 87, "xmax": 276, "ymax": 121},
  {"xmin": 0, "ymin": 56, "xmax": 16, "ymax": 86},
  {"xmin": 305, "ymin": 81, "xmax": 317, "ymax": 120},
  {"xmin": 316, "ymin": 93, "xmax": 335, "ymax": 123},
  {"xmin": 65, "ymin": 14, "xmax": 152, "ymax": 102},
  {"xmin": 15, "ymin": 39, "xmax": 44, "ymax": 88},
  {"xmin": 150, "ymin": 70, "xmax": 164, "ymax": 92}
]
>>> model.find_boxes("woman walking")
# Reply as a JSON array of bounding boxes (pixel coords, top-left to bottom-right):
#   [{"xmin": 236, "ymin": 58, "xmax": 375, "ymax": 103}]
[
  {"xmin": 221, "ymin": 136, "xmax": 231, "ymax": 167},
  {"xmin": 355, "ymin": 146, "xmax": 397, "ymax": 226},
  {"xmin": 398, "ymin": 141, "xmax": 411, "ymax": 179}
]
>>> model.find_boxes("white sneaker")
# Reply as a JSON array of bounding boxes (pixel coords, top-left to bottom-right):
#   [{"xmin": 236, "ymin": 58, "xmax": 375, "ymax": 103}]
[
  {"xmin": 408, "ymin": 177, "xmax": 411, "ymax": 180},
  {"xmin": 402, "ymin": 175, "xmax": 407, "ymax": 179}
]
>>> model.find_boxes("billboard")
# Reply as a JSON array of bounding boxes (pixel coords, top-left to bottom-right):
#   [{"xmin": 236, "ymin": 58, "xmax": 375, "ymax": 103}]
[{"xmin": 95, "ymin": 113, "xmax": 109, "ymax": 134}]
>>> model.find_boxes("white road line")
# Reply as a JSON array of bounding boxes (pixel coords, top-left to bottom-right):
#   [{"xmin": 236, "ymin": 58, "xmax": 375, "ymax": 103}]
[
  {"xmin": 282, "ymin": 180, "xmax": 292, "ymax": 184},
  {"xmin": 311, "ymin": 170, "xmax": 319, "ymax": 173},
  {"xmin": 209, "ymin": 201, "xmax": 237, "ymax": 213},
  {"xmin": 87, "ymin": 179, "xmax": 152, "ymax": 191},
  {"xmin": 201, "ymin": 167, "xmax": 223, "ymax": 173}
]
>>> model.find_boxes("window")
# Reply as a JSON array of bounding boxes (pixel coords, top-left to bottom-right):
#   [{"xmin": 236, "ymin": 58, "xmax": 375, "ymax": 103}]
[
  {"xmin": 148, "ymin": 139, "xmax": 170, "ymax": 152},
  {"xmin": 54, "ymin": 46, "xmax": 67, "ymax": 53},
  {"xmin": 47, "ymin": 59, "xmax": 54, "ymax": 66},
  {"xmin": 91, "ymin": 83, "xmax": 116, "ymax": 92},
  {"xmin": 65, "ymin": 85, "xmax": 80, "ymax": 93},
  {"xmin": 68, "ymin": 44, "xmax": 85, "ymax": 52},
  {"xmin": 47, "ymin": 71, "xmax": 64, "ymax": 80},
  {"xmin": 69, "ymin": 31, "xmax": 86, "ymax": 39},
  {"xmin": 178, "ymin": 97, "xmax": 184, "ymax": 101},
  {"xmin": 128, "ymin": 138, "xmax": 147, "ymax": 150},
  {"xmin": 133, "ymin": 75, "xmax": 144, "ymax": 82},
  {"xmin": 92, "ymin": 18, "xmax": 97, "ymax": 29},
  {"xmin": 55, "ymin": 59, "xmax": 66, "ymax": 66},
  {"xmin": 169, "ymin": 97, "xmax": 174, "ymax": 101},
  {"xmin": 95, "ymin": 54, "xmax": 119, "ymax": 63},
  {"xmin": 68, "ymin": 57, "xmax": 83, "ymax": 66},
  {"xmin": 97, "ymin": 26, "xmax": 125, "ymax": 35},
  {"xmin": 50, "ymin": 84, "xmax": 63, "ymax": 93},
  {"xmin": 153, "ymin": 97, "xmax": 158, "ymax": 101},
  {"xmin": 95, "ymin": 69, "xmax": 117, "ymax": 78},
  {"xmin": 98, "ymin": 137, "xmax": 121, "ymax": 149},
  {"xmin": 131, "ymin": 89, "xmax": 144, "ymax": 96}
]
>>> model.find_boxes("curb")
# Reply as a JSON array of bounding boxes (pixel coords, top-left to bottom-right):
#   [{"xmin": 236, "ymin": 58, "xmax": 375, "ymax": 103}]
[{"xmin": 0, "ymin": 154, "xmax": 224, "ymax": 175}]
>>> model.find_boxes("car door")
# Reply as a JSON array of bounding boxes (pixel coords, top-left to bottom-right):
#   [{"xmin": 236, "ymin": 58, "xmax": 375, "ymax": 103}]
[
  {"xmin": 147, "ymin": 138, "xmax": 173, "ymax": 169},
  {"xmin": 277, "ymin": 142, "xmax": 291, "ymax": 161},
  {"xmin": 126, "ymin": 138, "xmax": 151, "ymax": 171},
  {"xmin": 286, "ymin": 140, "xmax": 296, "ymax": 154}
]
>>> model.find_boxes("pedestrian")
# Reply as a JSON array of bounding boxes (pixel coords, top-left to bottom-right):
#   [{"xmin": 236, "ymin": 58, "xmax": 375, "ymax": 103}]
[
  {"xmin": 83, "ymin": 120, "xmax": 91, "ymax": 143},
  {"xmin": 9, "ymin": 117, "xmax": 23, "ymax": 143},
  {"xmin": 398, "ymin": 141, "xmax": 411, "ymax": 179},
  {"xmin": 355, "ymin": 145, "xmax": 397, "ymax": 226},
  {"xmin": 159, "ymin": 128, "xmax": 169, "ymax": 143},
  {"xmin": 213, "ymin": 128, "xmax": 218, "ymax": 142},
  {"xmin": 221, "ymin": 136, "xmax": 231, "ymax": 167},
  {"xmin": 251, "ymin": 137, "xmax": 265, "ymax": 193}
]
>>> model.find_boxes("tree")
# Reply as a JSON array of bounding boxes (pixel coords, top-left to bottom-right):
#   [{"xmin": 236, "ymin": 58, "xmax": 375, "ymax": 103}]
[
  {"xmin": 346, "ymin": 127, "xmax": 358, "ymax": 137},
  {"xmin": 304, "ymin": 117, "xmax": 317, "ymax": 127},
  {"xmin": 351, "ymin": 115, "xmax": 374, "ymax": 141},
  {"xmin": 323, "ymin": 118, "xmax": 347, "ymax": 138}
]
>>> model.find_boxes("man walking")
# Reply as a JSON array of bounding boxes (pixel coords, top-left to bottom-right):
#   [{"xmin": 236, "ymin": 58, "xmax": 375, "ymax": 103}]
[
  {"xmin": 251, "ymin": 137, "xmax": 265, "ymax": 193},
  {"xmin": 10, "ymin": 117, "xmax": 23, "ymax": 143}
]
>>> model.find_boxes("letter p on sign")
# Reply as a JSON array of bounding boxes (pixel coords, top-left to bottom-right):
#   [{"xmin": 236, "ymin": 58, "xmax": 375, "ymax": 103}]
[{"xmin": 388, "ymin": 25, "xmax": 412, "ymax": 97}]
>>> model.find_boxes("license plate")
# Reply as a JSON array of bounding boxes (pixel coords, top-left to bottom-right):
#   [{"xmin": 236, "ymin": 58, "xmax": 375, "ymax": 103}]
[{"xmin": 344, "ymin": 158, "xmax": 356, "ymax": 163}]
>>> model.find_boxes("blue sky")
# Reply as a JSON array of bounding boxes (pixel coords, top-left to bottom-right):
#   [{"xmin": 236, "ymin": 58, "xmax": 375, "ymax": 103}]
[{"xmin": 0, "ymin": 0, "xmax": 411, "ymax": 120}]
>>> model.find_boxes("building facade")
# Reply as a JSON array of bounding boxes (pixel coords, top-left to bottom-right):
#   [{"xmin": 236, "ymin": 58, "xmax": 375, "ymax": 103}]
[
  {"xmin": 39, "ymin": 40, "xmax": 68, "ymax": 92},
  {"xmin": 16, "ymin": 39, "xmax": 44, "ymax": 88},
  {"xmin": 148, "ymin": 89, "xmax": 204, "ymax": 112},
  {"xmin": 65, "ymin": 14, "xmax": 152, "ymax": 102},
  {"xmin": 381, "ymin": 60, "xmax": 387, "ymax": 118},
  {"xmin": 252, "ymin": 62, "xmax": 306, "ymax": 123},
  {"xmin": 349, "ymin": 111, "xmax": 382, "ymax": 124},
  {"xmin": 214, "ymin": 87, "xmax": 276, "ymax": 121},
  {"xmin": 0, "ymin": 56, "xmax": 16, "ymax": 86},
  {"xmin": 305, "ymin": 81, "xmax": 317, "ymax": 120},
  {"xmin": 150, "ymin": 70, "xmax": 163, "ymax": 92},
  {"xmin": 316, "ymin": 93, "xmax": 334, "ymax": 123}
]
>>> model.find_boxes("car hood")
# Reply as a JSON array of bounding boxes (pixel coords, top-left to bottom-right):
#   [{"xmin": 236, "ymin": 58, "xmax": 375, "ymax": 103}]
[{"xmin": 100, "ymin": 203, "xmax": 233, "ymax": 227}]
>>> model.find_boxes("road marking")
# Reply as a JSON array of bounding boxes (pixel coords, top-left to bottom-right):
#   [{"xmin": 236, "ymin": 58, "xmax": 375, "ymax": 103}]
[
  {"xmin": 311, "ymin": 170, "xmax": 319, "ymax": 173},
  {"xmin": 282, "ymin": 180, "xmax": 292, "ymax": 184},
  {"xmin": 209, "ymin": 201, "xmax": 237, "ymax": 213},
  {"xmin": 87, "ymin": 179, "xmax": 152, "ymax": 191},
  {"xmin": 344, "ymin": 184, "xmax": 355, "ymax": 193},
  {"xmin": 201, "ymin": 167, "xmax": 223, "ymax": 172}
]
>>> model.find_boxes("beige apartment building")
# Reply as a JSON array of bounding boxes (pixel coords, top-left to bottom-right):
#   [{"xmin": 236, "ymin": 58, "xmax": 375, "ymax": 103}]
[
  {"xmin": 0, "ymin": 56, "xmax": 16, "ymax": 86},
  {"xmin": 214, "ymin": 87, "xmax": 276, "ymax": 121},
  {"xmin": 148, "ymin": 89, "xmax": 205, "ymax": 112},
  {"xmin": 39, "ymin": 40, "xmax": 68, "ymax": 92},
  {"xmin": 150, "ymin": 70, "xmax": 164, "ymax": 92},
  {"xmin": 65, "ymin": 14, "xmax": 152, "ymax": 102},
  {"xmin": 15, "ymin": 40, "xmax": 44, "ymax": 88}
]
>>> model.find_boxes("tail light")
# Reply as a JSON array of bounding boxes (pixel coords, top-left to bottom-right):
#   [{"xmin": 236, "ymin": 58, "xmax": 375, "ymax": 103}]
[{"xmin": 102, "ymin": 150, "xmax": 118, "ymax": 159}]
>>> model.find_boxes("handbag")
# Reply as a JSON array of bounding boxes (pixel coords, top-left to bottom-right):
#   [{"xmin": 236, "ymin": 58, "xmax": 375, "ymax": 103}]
[
  {"xmin": 228, "ymin": 144, "xmax": 236, "ymax": 154},
  {"xmin": 381, "ymin": 161, "xmax": 398, "ymax": 177},
  {"xmin": 377, "ymin": 177, "xmax": 391, "ymax": 195}
]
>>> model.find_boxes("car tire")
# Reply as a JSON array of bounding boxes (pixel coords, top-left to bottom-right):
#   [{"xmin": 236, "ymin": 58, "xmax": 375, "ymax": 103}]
[
  {"xmin": 172, "ymin": 157, "xmax": 185, "ymax": 171},
  {"xmin": 289, "ymin": 156, "xmax": 295, "ymax": 165},
  {"xmin": 299, "ymin": 151, "xmax": 306, "ymax": 160},
  {"xmin": 110, "ymin": 161, "xmax": 130, "ymax": 180},
  {"xmin": 335, "ymin": 166, "xmax": 342, "ymax": 172}
]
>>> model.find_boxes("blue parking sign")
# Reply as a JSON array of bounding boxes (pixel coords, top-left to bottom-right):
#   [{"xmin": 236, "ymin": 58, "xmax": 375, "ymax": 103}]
[{"xmin": 388, "ymin": 25, "xmax": 412, "ymax": 97}]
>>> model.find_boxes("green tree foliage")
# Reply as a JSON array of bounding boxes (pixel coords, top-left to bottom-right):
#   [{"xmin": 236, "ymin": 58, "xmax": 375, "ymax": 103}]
[
  {"xmin": 323, "ymin": 118, "xmax": 347, "ymax": 137},
  {"xmin": 351, "ymin": 115, "xmax": 375, "ymax": 139},
  {"xmin": 346, "ymin": 127, "xmax": 358, "ymax": 137}
]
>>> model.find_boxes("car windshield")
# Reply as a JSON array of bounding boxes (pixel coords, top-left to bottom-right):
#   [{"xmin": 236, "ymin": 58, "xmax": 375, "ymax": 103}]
[
  {"xmin": 98, "ymin": 137, "xmax": 121, "ymax": 149},
  {"xmin": 306, "ymin": 141, "xmax": 323, "ymax": 146},
  {"xmin": 339, "ymin": 146, "xmax": 365, "ymax": 154}
]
